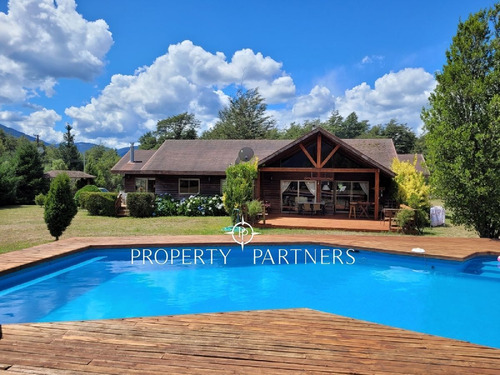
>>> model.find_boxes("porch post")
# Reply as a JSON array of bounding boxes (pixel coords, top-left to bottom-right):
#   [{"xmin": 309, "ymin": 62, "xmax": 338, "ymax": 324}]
[
  {"xmin": 256, "ymin": 171, "xmax": 261, "ymax": 200},
  {"xmin": 374, "ymin": 169, "xmax": 380, "ymax": 220}
]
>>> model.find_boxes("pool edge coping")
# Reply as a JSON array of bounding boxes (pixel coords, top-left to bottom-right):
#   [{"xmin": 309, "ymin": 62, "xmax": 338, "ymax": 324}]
[{"xmin": 1, "ymin": 234, "xmax": 499, "ymax": 277}]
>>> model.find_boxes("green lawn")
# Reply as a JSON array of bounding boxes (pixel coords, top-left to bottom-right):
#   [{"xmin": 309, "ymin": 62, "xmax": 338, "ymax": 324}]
[{"xmin": 0, "ymin": 204, "xmax": 477, "ymax": 254}]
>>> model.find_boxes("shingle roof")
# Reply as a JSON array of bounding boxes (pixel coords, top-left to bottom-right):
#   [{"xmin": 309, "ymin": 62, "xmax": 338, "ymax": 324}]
[
  {"xmin": 111, "ymin": 150, "xmax": 156, "ymax": 173},
  {"xmin": 397, "ymin": 153, "xmax": 430, "ymax": 176},
  {"xmin": 112, "ymin": 130, "xmax": 399, "ymax": 176},
  {"xmin": 344, "ymin": 139, "xmax": 398, "ymax": 171},
  {"xmin": 45, "ymin": 170, "xmax": 95, "ymax": 179}
]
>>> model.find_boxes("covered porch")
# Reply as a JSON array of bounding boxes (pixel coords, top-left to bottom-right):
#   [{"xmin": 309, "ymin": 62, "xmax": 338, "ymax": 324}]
[{"xmin": 256, "ymin": 128, "xmax": 396, "ymax": 221}]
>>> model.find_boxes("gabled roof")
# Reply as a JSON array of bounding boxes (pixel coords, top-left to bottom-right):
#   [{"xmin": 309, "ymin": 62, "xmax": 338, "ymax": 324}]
[
  {"xmin": 111, "ymin": 128, "xmax": 398, "ymax": 176},
  {"xmin": 113, "ymin": 140, "xmax": 290, "ymax": 175},
  {"xmin": 398, "ymin": 153, "xmax": 430, "ymax": 176},
  {"xmin": 45, "ymin": 170, "xmax": 95, "ymax": 179},
  {"xmin": 258, "ymin": 128, "xmax": 396, "ymax": 176}
]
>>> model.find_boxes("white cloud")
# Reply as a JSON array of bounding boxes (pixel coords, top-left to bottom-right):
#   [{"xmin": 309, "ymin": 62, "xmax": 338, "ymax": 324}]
[
  {"xmin": 335, "ymin": 68, "xmax": 436, "ymax": 129},
  {"xmin": 292, "ymin": 85, "xmax": 335, "ymax": 119},
  {"xmin": 66, "ymin": 40, "xmax": 295, "ymax": 146},
  {"xmin": 0, "ymin": 0, "xmax": 113, "ymax": 104},
  {"xmin": 0, "ymin": 108, "xmax": 63, "ymax": 143},
  {"xmin": 361, "ymin": 55, "xmax": 384, "ymax": 65}
]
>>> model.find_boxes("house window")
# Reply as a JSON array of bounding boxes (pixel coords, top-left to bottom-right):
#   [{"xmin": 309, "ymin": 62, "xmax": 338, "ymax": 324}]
[
  {"xmin": 179, "ymin": 178, "xmax": 200, "ymax": 195},
  {"xmin": 135, "ymin": 178, "xmax": 155, "ymax": 193}
]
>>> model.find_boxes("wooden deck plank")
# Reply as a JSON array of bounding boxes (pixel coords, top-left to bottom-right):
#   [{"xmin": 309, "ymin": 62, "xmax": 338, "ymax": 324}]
[{"xmin": 1, "ymin": 309, "xmax": 499, "ymax": 374}]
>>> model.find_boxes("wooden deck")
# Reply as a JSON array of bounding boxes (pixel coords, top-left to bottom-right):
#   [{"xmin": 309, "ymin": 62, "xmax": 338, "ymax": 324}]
[
  {"xmin": 258, "ymin": 214, "xmax": 391, "ymax": 232},
  {"xmin": 1, "ymin": 309, "xmax": 499, "ymax": 374}
]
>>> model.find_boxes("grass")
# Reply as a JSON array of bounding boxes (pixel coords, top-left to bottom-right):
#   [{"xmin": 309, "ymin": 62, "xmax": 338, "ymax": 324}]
[{"xmin": 0, "ymin": 204, "xmax": 478, "ymax": 254}]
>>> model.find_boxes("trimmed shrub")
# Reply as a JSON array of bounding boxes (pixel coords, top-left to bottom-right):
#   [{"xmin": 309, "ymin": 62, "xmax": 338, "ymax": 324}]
[
  {"xmin": 34, "ymin": 193, "xmax": 46, "ymax": 207},
  {"xmin": 85, "ymin": 192, "xmax": 117, "ymax": 216},
  {"xmin": 128, "ymin": 192, "xmax": 155, "ymax": 217},
  {"xmin": 44, "ymin": 173, "xmax": 77, "ymax": 240},
  {"xmin": 396, "ymin": 208, "xmax": 429, "ymax": 235},
  {"xmin": 74, "ymin": 185, "xmax": 100, "ymax": 207},
  {"xmin": 223, "ymin": 159, "xmax": 258, "ymax": 223},
  {"xmin": 246, "ymin": 200, "xmax": 262, "ymax": 224}
]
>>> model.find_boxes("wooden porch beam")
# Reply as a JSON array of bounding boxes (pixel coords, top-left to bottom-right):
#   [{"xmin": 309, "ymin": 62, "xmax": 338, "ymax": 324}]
[
  {"xmin": 299, "ymin": 143, "xmax": 317, "ymax": 167},
  {"xmin": 259, "ymin": 167, "xmax": 378, "ymax": 173},
  {"xmin": 320, "ymin": 144, "xmax": 340, "ymax": 168},
  {"xmin": 255, "ymin": 171, "xmax": 261, "ymax": 200},
  {"xmin": 316, "ymin": 133, "xmax": 322, "ymax": 167}
]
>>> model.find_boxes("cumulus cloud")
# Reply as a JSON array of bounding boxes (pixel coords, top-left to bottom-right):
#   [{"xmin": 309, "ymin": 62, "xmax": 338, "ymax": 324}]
[
  {"xmin": 0, "ymin": 108, "xmax": 63, "ymax": 143},
  {"xmin": 0, "ymin": 0, "xmax": 113, "ymax": 104},
  {"xmin": 335, "ymin": 68, "xmax": 436, "ymax": 129},
  {"xmin": 66, "ymin": 40, "xmax": 295, "ymax": 146},
  {"xmin": 292, "ymin": 85, "xmax": 335, "ymax": 119}
]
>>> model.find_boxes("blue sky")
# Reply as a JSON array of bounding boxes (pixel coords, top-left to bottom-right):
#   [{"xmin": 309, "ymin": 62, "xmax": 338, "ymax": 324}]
[{"xmin": 0, "ymin": 0, "xmax": 496, "ymax": 147}]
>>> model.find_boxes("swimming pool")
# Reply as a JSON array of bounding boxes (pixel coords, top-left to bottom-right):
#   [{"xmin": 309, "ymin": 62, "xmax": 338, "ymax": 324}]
[{"xmin": 0, "ymin": 244, "xmax": 498, "ymax": 349}]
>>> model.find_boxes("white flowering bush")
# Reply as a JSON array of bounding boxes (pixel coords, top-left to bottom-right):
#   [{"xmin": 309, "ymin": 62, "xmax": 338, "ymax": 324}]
[{"xmin": 155, "ymin": 194, "xmax": 226, "ymax": 217}]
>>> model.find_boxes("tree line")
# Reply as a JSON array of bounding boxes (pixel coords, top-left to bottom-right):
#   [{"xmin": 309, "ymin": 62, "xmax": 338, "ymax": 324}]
[
  {"xmin": 139, "ymin": 88, "xmax": 424, "ymax": 155},
  {"xmin": 0, "ymin": 124, "xmax": 122, "ymax": 206}
]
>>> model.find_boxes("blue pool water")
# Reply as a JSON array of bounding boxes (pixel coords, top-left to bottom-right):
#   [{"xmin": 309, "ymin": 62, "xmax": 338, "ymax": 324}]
[{"xmin": 0, "ymin": 245, "xmax": 499, "ymax": 349}]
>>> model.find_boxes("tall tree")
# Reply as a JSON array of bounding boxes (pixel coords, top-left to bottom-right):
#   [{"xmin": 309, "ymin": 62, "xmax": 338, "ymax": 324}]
[
  {"xmin": 422, "ymin": 4, "xmax": 500, "ymax": 238},
  {"xmin": 84, "ymin": 145, "xmax": 122, "ymax": 191},
  {"xmin": 59, "ymin": 124, "xmax": 83, "ymax": 171},
  {"xmin": 14, "ymin": 139, "xmax": 48, "ymax": 204},
  {"xmin": 138, "ymin": 131, "xmax": 159, "ymax": 150},
  {"xmin": 201, "ymin": 88, "xmax": 276, "ymax": 139},
  {"xmin": 156, "ymin": 112, "xmax": 199, "ymax": 141},
  {"xmin": 382, "ymin": 120, "xmax": 417, "ymax": 154},
  {"xmin": 328, "ymin": 112, "xmax": 369, "ymax": 138}
]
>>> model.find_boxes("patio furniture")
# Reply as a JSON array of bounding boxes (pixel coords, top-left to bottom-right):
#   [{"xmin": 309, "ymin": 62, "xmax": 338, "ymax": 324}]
[
  {"xmin": 349, "ymin": 202, "xmax": 358, "ymax": 219},
  {"xmin": 312, "ymin": 203, "xmax": 323, "ymax": 215},
  {"xmin": 302, "ymin": 203, "xmax": 313, "ymax": 215},
  {"xmin": 382, "ymin": 208, "xmax": 400, "ymax": 231},
  {"xmin": 357, "ymin": 202, "xmax": 373, "ymax": 218}
]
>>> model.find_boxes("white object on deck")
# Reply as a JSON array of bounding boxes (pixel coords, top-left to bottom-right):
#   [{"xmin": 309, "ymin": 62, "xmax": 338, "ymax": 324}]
[{"xmin": 411, "ymin": 248, "xmax": 426, "ymax": 253}]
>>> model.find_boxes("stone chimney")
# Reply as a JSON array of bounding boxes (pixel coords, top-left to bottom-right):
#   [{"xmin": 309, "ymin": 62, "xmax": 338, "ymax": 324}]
[{"xmin": 130, "ymin": 142, "xmax": 135, "ymax": 163}]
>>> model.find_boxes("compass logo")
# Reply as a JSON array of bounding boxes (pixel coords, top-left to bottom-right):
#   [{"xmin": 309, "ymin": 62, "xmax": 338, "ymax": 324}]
[{"xmin": 231, "ymin": 218, "xmax": 255, "ymax": 250}]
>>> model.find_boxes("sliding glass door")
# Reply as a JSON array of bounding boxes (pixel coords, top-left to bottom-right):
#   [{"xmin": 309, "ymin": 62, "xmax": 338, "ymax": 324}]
[
  {"xmin": 281, "ymin": 180, "xmax": 317, "ymax": 213},
  {"xmin": 334, "ymin": 181, "xmax": 369, "ymax": 212}
]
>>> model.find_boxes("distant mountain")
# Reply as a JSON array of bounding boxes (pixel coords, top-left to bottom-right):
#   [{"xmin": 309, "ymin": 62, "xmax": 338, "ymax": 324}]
[
  {"xmin": 74, "ymin": 142, "xmax": 99, "ymax": 153},
  {"xmin": 117, "ymin": 145, "xmax": 137, "ymax": 156},
  {"xmin": 0, "ymin": 123, "xmax": 50, "ymax": 145},
  {"xmin": 1, "ymin": 123, "xmax": 137, "ymax": 156}
]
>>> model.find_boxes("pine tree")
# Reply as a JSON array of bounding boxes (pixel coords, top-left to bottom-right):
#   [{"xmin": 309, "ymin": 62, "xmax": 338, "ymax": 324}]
[
  {"xmin": 59, "ymin": 124, "xmax": 83, "ymax": 171},
  {"xmin": 14, "ymin": 139, "xmax": 48, "ymax": 204},
  {"xmin": 44, "ymin": 173, "xmax": 77, "ymax": 240}
]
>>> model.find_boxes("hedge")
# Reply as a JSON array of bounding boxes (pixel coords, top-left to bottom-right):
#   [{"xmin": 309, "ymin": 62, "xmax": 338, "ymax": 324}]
[
  {"xmin": 74, "ymin": 185, "xmax": 100, "ymax": 207},
  {"xmin": 127, "ymin": 192, "xmax": 155, "ymax": 218},
  {"xmin": 85, "ymin": 192, "xmax": 117, "ymax": 216}
]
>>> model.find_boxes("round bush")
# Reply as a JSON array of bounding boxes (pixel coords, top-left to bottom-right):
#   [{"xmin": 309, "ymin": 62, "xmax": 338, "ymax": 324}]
[
  {"xmin": 85, "ymin": 192, "xmax": 117, "ymax": 216},
  {"xmin": 74, "ymin": 185, "xmax": 100, "ymax": 207}
]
